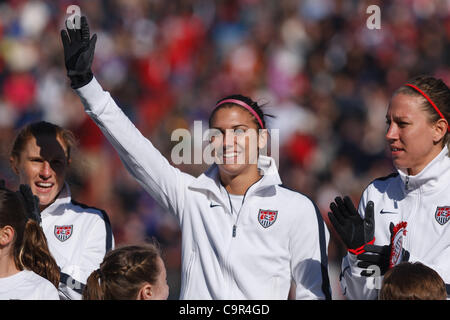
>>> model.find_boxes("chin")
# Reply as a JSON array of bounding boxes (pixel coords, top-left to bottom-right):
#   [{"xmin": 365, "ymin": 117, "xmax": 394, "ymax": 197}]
[{"xmin": 218, "ymin": 163, "xmax": 247, "ymax": 176}]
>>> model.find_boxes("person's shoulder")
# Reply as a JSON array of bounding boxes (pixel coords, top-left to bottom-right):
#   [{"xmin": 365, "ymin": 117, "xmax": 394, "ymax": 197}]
[
  {"xmin": 24, "ymin": 271, "xmax": 59, "ymax": 300},
  {"xmin": 366, "ymin": 172, "xmax": 399, "ymax": 193},
  {"xmin": 70, "ymin": 199, "xmax": 110, "ymax": 221},
  {"xmin": 276, "ymin": 184, "xmax": 319, "ymax": 214},
  {"xmin": 22, "ymin": 270, "xmax": 54, "ymax": 288}
]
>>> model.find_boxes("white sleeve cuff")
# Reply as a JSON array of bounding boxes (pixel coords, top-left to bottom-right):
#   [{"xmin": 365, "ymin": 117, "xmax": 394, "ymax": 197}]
[{"xmin": 74, "ymin": 76, "xmax": 110, "ymax": 115}]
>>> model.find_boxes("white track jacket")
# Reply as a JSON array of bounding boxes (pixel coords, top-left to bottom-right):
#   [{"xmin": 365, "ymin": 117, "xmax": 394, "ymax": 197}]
[
  {"xmin": 41, "ymin": 183, "xmax": 114, "ymax": 299},
  {"xmin": 341, "ymin": 146, "xmax": 450, "ymax": 299},
  {"xmin": 75, "ymin": 77, "xmax": 331, "ymax": 300}
]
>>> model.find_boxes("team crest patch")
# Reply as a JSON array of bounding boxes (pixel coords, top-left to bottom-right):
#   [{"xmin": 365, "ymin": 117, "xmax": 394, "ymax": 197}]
[
  {"xmin": 258, "ymin": 209, "xmax": 278, "ymax": 228},
  {"xmin": 54, "ymin": 225, "xmax": 73, "ymax": 242},
  {"xmin": 435, "ymin": 206, "xmax": 450, "ymax": 225}
]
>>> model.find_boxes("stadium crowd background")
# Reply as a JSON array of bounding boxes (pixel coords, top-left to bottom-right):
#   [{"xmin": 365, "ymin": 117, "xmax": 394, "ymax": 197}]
[{"xmin": 0, "ymin": 0, "xmax": 449, "ymax": 299}]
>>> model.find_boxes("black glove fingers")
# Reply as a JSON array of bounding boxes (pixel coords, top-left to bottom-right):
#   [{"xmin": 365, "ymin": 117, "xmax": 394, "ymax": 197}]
[
  {"xmin": 343, "ymin": 196, "xmax": 358, "ymax": 216},
  {"xmin": 18, "ymin": 184, "xmax": 41, "ymax": 223},
  {"xmin": 88, "ymin": 34, "xmax": 97, "ymax": 57},
  {"xmin": 363, "ymin": 244, "xmax": 389, "ymax": 255},
  {"xmin": 61, "ymin": 29, "xmax": 71, "ymax": 50},
  {"xmin": 80, "ymin": 16, "xmax": 90, "ymax": 44},
  {"xmin": 357, "ymin": 253, "xmax": 382, "ymax": 264},
  {"xmin": 357, "ymin": 260, "xmax": 380, "ymax": 269},
  {"xmin": 327, "ymin": 211, "xmax": 346, "ymax": 235},
  {"xmin": 329, "ymin": 202, "xmax": 344, "ymax": 222},
  {"xmin": 65, "ymin": 18, "xmax": 77, "ymax": 42},
  {"xmin": 334, "ymin": 197, "xmax": 350, "ymax": 218},
  {"xmin": 363, "ymin": 201, "xmax": 375, "ymax": 242},
  {"xmin": 389, "ymin": 222, "xmax": 395, "ymax": 235},
  {"xmin": 364, "ymin": 201, "xmax": 374, "ymax": 222}
]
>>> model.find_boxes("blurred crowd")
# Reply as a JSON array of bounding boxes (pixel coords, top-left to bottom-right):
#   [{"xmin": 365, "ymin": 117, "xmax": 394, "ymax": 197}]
[{"xmin": 0, "ymin": 0, "xmax": 449, "ymax": 299}]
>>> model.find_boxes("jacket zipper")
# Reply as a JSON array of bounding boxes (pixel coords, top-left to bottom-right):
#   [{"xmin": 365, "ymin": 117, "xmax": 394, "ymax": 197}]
[
  {"xmin": 221, "ymin": 178, "xmax": 262, "ymax": 297},
  {"xmin": 227, "ymin": 191, "xmax": 246, "ymax": 238},
  {"xmin": 226, "ymin": 178, "xmax": 261, "ymax": 238}
]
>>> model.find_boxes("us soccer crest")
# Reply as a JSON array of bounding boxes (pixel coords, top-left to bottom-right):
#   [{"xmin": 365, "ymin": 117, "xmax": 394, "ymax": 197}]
[
  {"xmin": 258, "ymin": 209, "xmax": 278, "ymax": 228},
  {"xmin": 435, "ymin": 206, "xmax": 450, "ymax": 225},
  {"xmin": 54, "ymin": 225, "xmax": 73, "ymax": 242},
  {"xmin": 389, "ymin": 221, "xmax": 407, "ymax": 269}
]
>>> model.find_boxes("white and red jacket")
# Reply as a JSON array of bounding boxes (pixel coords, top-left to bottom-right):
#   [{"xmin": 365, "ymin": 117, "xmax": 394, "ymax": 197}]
[
  {"xmin": 75, "ymin": 77, "xmax": 331, "ymax": 300},
  {"xmin": 341, "ymin": 146, "xmax": 450, "ymax": 299}
]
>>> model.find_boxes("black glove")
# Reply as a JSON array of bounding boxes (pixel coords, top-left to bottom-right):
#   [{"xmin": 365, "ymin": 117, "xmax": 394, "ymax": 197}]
[
  {"xmin": 16, "ymin": 184, "xmax": 42, "ymax": 224},
  {"xmin": 61, "ymin": 15, "xmax": 97, "ymax": 89},
  {"xmin": 357, "ymin": 222, "xmax": 410, "ymax": 277},
  {"xmin": 328, "ymin": 196, "xmax": 375, "ymax": 254}
]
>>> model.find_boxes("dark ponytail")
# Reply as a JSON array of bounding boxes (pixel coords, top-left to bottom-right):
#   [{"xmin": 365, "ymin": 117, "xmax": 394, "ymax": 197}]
[
  {"xmin": 0, "ymin": 188, "xmax": 60, "ymax": 288},
  {"xmin": 84, "ymin": 269, "xmax": 104, "ymax": 300},
  {"xmin": 20, "ymin": 220, "xmax": 60, "ymax": 288}
]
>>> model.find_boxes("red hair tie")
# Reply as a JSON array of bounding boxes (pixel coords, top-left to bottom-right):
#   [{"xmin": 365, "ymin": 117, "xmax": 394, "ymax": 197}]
[{"xmin": 405, "ymin": 83, "xmax": 449, "ymax": 132}]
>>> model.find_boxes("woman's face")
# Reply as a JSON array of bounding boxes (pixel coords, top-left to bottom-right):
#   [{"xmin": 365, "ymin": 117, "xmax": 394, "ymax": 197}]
[
  {"xmin": 209, "ymin": 106, "xmax": 266, "ymax": 177},
  {"xmin": 10, "ymin": 134, "xmax": 70, "ymax": 211},
  {"xmin": 385, "ymin": 93, "xmax": 444, "ymax": 175}
]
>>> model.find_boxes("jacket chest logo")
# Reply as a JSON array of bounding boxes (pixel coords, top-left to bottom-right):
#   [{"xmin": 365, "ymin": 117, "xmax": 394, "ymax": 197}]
[
  {"xmin": 435, "ymin": 206, "xmax": 450, "ymax": 225},
  {"xmin": 54, "ymin": 225, "xmax": 73, "ymax": 242},
  {"xmin": 258, "ymin": 209, "xmax": 278, "ymax": 228}
]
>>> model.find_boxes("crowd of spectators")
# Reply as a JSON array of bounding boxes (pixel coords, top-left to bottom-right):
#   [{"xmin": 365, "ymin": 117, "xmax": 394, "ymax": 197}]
[{"xmin": 0, "ymin": 0, "xmax": 449, "ymax": 299}]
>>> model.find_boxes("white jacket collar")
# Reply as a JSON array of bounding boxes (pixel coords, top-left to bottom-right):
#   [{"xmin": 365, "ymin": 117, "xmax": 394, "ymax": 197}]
[
  {"xmin": 397, "ymin": 146, "xmax": 450, "ymax": 193},
  {"xmin": 40, "ymin": 182, "xmax": 72, "ymax": 216},
  {"xmin": 189, "ymin": 156, "xmax": 282, "ymax": 201}
]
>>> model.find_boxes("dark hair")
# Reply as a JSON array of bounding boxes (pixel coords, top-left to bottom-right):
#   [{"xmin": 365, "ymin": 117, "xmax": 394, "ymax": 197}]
[
  {"xmin": 0, "ymin": 188, "xmax": 60, "ymax": 288},
  {"xmin": 379, "ymin": 262, "xmax": 447, "ymax": 300},
  {"xmin": 11, "ymin": 121, "xmax": 77, "ymax": 162},
  {"xmin": 209, "ymin": 94, "xmax": 273, "ymax": 130},
  {"xmin": 396, "ymin": 75, "xmax": 450, "ymax": 149},
  {"xmin": 82, "ymin": 243, "xmax": 163, "ymax": 300}
]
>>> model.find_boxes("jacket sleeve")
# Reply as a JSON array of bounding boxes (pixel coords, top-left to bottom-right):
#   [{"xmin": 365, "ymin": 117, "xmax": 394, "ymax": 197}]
[
  {"xmin": 290, "ymin": 198, "xmax": 332, "ymax": 300},
  {"xmin": 75, "ymin": 77, "xmax": 191, "ymax": 222},
  {"xmin": 58, "ymin": 210, "xmax": 115, "ymax": 300},
  {"xmin": 339, "ymin": 188, "xmax": 381, "ymax": 300}
]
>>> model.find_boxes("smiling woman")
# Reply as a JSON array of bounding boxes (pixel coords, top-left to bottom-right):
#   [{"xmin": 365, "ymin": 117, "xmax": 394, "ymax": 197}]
[
  {"xmin": 8, "ymin": 121, "xmax": 114, "ymax": 300},
  {"xmin": 10, "ymin": 122, "xmax": 75, "ymax": 211},
  {"xmin": 61, "ymin": 16, "xmax": 332, "ymax": 300}
]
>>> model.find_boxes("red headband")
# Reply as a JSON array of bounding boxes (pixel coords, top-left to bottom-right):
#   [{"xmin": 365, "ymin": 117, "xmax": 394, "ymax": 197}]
[
  {"xmin": 215, "ymin": 98, "xmax": 264, "ymax": 129},
  {"xmin": 405, "ymin": 83, "xmax": 449, "ymax": 132}
]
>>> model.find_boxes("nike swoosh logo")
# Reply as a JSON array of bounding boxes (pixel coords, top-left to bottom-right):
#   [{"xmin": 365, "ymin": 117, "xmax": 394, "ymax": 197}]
[
  {"xmin": 210, "ymin": 203, "xmax": 220, "ymax": 208},
  {"xmin": 380, "ymin": 209, "xmax": 398, "ymax": 214}
]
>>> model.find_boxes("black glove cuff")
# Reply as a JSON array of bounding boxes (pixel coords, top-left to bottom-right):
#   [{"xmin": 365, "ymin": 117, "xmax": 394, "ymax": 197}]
[{"xmin": 69, "ymin": 71, "xmax": 93, "ymax": 89}]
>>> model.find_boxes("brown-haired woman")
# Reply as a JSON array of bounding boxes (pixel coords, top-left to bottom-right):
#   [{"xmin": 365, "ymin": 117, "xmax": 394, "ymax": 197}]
[
  {"xmin": 83, "ymin": 244, "xmax": 169, "ymax": 300},
  {"xmin": 379, "ymin": 262, "xmax": 447, "ymax": 300},
  {"xmin": 62, "ymin": 16, "xmax": 331, "ymax": 300},
  {"xmin": 329, "ymin": 75, "xmax": 450, "ymax": 300},
  {"xmin": 0, "ymin": 186, "xmax": 60, "ymax": 299},
  {"xmin": 9, "ymin": 121, "xmax": 114, "ymax": 300}
]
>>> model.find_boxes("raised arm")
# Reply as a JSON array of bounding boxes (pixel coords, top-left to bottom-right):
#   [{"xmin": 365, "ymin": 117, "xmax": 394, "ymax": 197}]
[{"xmin": 61, "ymin": 16, "xmax": 192, "ymax": 220}]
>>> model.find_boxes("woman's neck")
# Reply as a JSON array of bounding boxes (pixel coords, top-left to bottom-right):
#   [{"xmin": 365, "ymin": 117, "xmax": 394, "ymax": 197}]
[
  {"xmin": 0, "ymin": 250, "xmax": 20, "ymax": 278},
  {"xmin": 220, "ymin": 166, "xmax": 262, "ymax": 195}
]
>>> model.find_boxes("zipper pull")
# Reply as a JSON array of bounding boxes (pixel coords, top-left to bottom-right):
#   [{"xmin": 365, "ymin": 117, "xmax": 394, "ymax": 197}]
[
  {"xmin": 232, "ymin": 225, "xmax": 237, "ymax": 237},
  {"xmin": 405, "ymin": 176, "xmax": 409, "ymax": 190}
]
